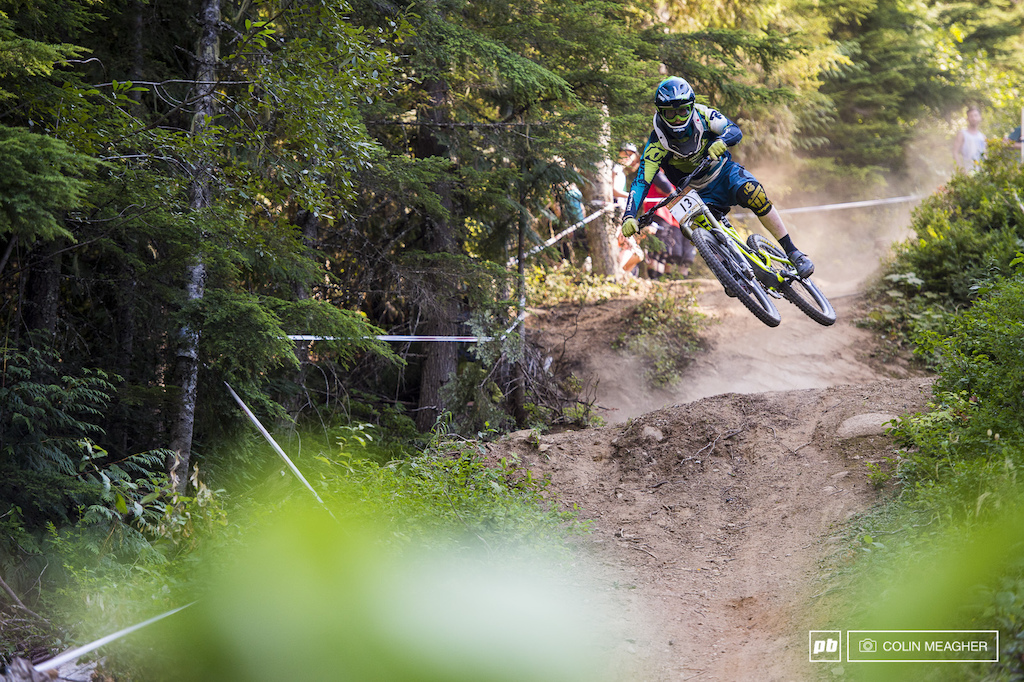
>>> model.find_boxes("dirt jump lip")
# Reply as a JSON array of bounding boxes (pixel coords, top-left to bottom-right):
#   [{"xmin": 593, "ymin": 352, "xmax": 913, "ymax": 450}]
[{"xmin": 488, "ymin": 376, "xmax": 932, "ymax": 681}]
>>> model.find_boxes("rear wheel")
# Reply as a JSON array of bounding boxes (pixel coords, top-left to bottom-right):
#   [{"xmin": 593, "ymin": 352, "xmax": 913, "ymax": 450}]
[
  {"xmin": 692, "ymin": 228, "xmax": 781, "ymax": 328},
  {"xmin": 747, "ymin": 234, "xmax": 836, "ymax": 326}
]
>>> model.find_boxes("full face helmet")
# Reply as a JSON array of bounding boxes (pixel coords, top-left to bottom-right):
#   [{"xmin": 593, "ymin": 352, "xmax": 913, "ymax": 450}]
[{"xmin": 654, "ymin": 77, "xmax": 696, "ymax": 134}]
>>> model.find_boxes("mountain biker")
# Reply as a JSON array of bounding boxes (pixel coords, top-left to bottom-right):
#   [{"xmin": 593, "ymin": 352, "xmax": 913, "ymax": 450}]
[{"xmin": 620, "ymin": 77, "xmax": 815, "ymax": 279}]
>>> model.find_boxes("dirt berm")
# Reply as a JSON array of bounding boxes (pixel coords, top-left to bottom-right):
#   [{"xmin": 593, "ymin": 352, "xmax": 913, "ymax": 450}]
[{"xmin": 488, "ymin": 376, "xmax": 931, "ymax": 680}]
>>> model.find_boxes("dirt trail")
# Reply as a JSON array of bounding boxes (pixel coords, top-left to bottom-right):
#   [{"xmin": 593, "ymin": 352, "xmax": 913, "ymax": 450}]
[
  {"xmin": 507, "ymin": 214, "xmax": 932, "ymax": 679},
  {"xmin": 492, "ymin": 378, "xmax": 931, "ymax": 680}
]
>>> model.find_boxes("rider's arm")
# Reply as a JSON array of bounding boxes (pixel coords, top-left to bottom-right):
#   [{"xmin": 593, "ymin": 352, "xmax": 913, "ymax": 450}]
[
  {"xmin": 702, "ymin": 104, "xmax": 742, "ymax": 147},
  {"xmin": 623, "ymin": 134, "xmax": 668, "ymax": 220}
]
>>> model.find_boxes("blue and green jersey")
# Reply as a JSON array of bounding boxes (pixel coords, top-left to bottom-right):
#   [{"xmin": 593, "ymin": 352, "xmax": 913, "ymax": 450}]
[{"xmin": 624, "ymin": 104, "xmax": 742, "ymax": 220}]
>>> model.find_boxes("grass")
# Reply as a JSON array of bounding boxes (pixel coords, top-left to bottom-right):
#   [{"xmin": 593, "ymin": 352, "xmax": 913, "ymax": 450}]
[{"xmin": 7, "ymin": 422, "xmax": 589, "ymax": 680}]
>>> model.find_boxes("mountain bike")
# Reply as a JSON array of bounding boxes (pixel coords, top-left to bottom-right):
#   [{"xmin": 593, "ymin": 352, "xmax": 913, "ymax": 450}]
[{"xmin": 638, "ymin": 159, "xmax": 836, "ymax": 327}]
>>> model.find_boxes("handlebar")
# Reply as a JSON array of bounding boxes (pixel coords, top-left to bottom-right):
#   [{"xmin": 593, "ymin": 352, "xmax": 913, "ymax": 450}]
[{"xmin": 637, "ymin": 157, "xmax": 714, "ymax": 227}]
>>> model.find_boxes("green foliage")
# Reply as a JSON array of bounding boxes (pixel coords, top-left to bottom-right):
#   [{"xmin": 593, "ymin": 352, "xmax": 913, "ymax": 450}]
[
  {"xmin": 0, "ymin": 342, "xmax": 115, "ymax": 476},
  {"xmin": 829, "ymin": 155, "xmax": 1024, "ymax": 680},
  {"xmin": 168, "ymin": 506, "xmax": 602, "ymax": 682},
  {"xmin": 613, "ymin": 286, "xmax": 709, "ymax": 387},
  {"xmin": 37, "ymin": 424, "xmax": 585, "ymax": 677},
  {"xmin": 558, "ymin": 400, "xmax": 606, "ymax": 429},
  {"xmin": 439, "ymin": 361, "xmax": 517, "ymax": 437},
  {"xmin": 893, "ymin": 274, "xmax": 1023, "ymax": 477},
  {"xmin": 858, "ymin": 272, "xmax": 955, "ymax": 362},
  {"xmin": 526, "ymin": 263, "xmax": 643, "ymax": 307},
  {"xmin": 846, "ymin": 267, "xmax": 1024, "ymax": 675},
  {"xmin": 877, "ymin": 262, "xmax": 1024, "ymax": 524},
  {"xmin": 0, "ymin": 125, "xmax": 95, "ymax": 241},
  {"xmin": 862, "ymin": 151, "xmax": 1024, "ymax": 353},
  {"xmin": 865, "ymin": 459, "xmax": 894, "ymax": 490},
  {"xmin": 341, "ymin": 393, "xmax": 421, "ymax": 449},
  {"xmin": 658, "ymin": 27, "xmax": 801, "ymax": 112},
  {"xmin": 0, "ymin": 5, "xmax": 85, "ymax": 101}
]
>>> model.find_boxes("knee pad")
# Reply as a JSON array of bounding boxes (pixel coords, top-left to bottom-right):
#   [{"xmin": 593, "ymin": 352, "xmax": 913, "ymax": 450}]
[{"xmin": 738, "ymin": 180, "xmax": 773, "ymax": 217}]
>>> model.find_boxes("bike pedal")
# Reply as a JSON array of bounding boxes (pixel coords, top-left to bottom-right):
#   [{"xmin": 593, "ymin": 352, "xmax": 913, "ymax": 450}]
[{"xmin": 766, "ymin": 288, "xmax": 783, "ymax": 299}]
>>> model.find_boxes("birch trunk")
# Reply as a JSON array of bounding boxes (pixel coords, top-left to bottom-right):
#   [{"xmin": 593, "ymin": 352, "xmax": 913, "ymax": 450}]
[{"xmin": 168, "ymin": 0, "xmax": 219, "ymax": 491}]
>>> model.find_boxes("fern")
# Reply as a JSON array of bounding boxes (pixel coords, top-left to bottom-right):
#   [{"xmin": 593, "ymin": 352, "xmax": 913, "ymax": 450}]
[{"xmin": 0, "ymin": 344, "xmax": 115, "ymax": 475}]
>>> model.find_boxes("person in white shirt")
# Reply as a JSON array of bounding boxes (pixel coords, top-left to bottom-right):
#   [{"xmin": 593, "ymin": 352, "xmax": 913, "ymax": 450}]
[{"xmin": 953, "ymin": 105, "xmax": 987, "ymax": 171}]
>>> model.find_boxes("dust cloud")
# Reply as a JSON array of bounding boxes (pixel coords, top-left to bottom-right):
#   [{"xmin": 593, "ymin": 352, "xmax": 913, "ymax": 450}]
[{"xmin": 545, "ymin": 137, "xmax": 951, "ymax": 423}]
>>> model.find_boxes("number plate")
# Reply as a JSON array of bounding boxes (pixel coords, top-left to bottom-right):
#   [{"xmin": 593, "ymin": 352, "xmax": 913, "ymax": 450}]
[{"xmin": 668, "ymin": 190, "xmax": 703, "ymax": 223}]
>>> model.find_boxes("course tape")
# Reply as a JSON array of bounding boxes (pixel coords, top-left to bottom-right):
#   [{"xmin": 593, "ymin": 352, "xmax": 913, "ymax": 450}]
[
  {"xmin": 647, "ymin": 193, "xmax": 925, "ymax": 215},
  {"xmin": 224, "ymin": 381, "xmax": 336, "ymax": 520},
  {"xmin": 289, "ymin": 334, "xmax": 491, "ymax": 342},
  {"xmin": 515, "ymin": 193, "xmax": 924, "ymax": 266},
  {"xmin": 34, "ymin": 602, "xmax": 197, "ymax": 672},
  {"xmin": 774, "ymin": 193, "xmax": 926, "ymax": 215},
  {"xmin": 287, "ymin": 311, "xmax": 528, "ymax": 345},
  {"xmin": 507, "ymin": 204, "xmax": 616, "ymax": 267}
]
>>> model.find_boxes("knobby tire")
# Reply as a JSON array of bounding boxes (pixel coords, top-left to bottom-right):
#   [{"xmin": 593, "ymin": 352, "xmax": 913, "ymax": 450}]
[
  {"xmin": 747, "ymin": 234, "xmax": 836, "ymax": 326},
  {"xmin": 691, "ymin": 228, "xmax": 781, "ymax": 328}
]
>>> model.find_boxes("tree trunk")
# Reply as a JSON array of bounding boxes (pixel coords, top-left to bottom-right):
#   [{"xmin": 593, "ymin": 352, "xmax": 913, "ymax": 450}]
[
  {"xmin": 414, "ymin": 78, "xmax": 458, "ymax": 433},
  {"xmin": 111, "ymin": 273, "xmax": 137, "ymax": 456},
  {"xmin": 583, "ymin": 108, "xmax": 617, "ymax": 276},
  {"xmin": 287, "ymin": 208, "xmax": 319, "ymax": 421},
  {"xmin": 511, "ymin": 200, "xmax": 528, "ymax": 425},
  {"xmin": 23, "ymin": 240, "xmax": 62, "ymax": 338},
  {"xmin": 168, "ymin": 0, "xmax": 219, "ymax": 491},
  {"xmin": 129, "ymin": 0, "xmax": 147, "ymax": 104}
]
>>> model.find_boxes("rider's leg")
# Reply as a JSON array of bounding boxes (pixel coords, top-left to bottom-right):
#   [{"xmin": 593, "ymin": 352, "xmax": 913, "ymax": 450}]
[
  {"xmin": 756, "ymin": 206, "xmax": 787, "ymax": 241},
  {"xmin": 738, "ymin": 185, "xmax": 815, "ymax": 278},
  {"xmin": 700, "ymin": 160, "xmax": 815, "ymax": 276}
]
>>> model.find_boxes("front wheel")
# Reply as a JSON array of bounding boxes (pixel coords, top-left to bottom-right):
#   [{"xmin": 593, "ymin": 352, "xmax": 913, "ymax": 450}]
[
  {"xmin": 747, "ymin": 234, "xmax": 836, "ymax": 326},
  {"xmin": 692, "ymin": 228, "xmax": 781, "ymax": 328}
]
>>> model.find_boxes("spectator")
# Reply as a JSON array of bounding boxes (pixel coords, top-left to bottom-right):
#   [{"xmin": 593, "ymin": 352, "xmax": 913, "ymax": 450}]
[
  {"xmin": 953, "ymin": 105, "xmax": 987, "ymax": 171},
  {"xmin": 615, "ymin": 143, "xmax": 652, "ymax": 277},
  {"xmin": 617, "ymin": 232, "xmax": 644, "ymax": 276},
  {"xmin": 644, "ymin": 169, "xmax": 695, "ymax": 279},
  {"xmin": 547, "ymin": 157, "xmax": 587, "ymax": 261},
  {"xmin": 613, "ymin": 144, "xmax": 639, "ymax": 206}
]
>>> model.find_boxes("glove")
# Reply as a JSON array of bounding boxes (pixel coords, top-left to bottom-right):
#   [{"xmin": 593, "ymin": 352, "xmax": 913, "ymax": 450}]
[
  {"xmin": 621, "ymin": 217, "xmax": 638, "ymax": 238},
  {"xmin": 708, "ymin": 139, "xmax": 728, "ymax": 160}
]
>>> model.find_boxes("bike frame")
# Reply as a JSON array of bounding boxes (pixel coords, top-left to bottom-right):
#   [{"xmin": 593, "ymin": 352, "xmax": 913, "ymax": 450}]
[{"xmin": 640, "ymin": 167, "xmax": 796, "ymax": 293}]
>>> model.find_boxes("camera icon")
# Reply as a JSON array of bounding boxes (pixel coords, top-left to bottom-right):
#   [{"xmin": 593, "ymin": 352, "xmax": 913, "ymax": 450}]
[{"xmin": 859, "ymin": 638, "xmax": 877, "ymax": 653}]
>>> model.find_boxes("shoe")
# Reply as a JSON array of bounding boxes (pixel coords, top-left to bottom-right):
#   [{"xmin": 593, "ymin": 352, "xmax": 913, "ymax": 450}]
[{"xmin": 788, "ymin": 250, "xmax": 814, "ymax": 278}]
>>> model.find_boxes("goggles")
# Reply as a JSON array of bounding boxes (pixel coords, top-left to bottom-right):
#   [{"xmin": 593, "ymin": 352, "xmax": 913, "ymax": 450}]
[{"xmin": 659, "ymin": 103, "xmax": 693, "ymax": 125}]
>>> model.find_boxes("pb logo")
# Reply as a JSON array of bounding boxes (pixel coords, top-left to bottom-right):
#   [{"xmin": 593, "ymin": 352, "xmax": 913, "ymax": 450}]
[
  {"xmin": 814, "ymin": 639, "xmax": 838, "ymax": 654},
  {"xmin": 809, "ymin": 631, "xmax": 842, "ymax": 662}
]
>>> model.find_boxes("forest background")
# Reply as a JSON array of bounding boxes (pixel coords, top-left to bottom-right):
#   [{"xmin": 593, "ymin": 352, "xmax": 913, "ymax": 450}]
[{"xmin": 2, "ymin": 0, "xmax": 1024, "ymax": 677}]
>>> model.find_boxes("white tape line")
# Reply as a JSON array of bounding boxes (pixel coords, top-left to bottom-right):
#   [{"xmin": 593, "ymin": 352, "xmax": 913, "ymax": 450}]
[
  {"xmin": 34, "ymin": 602, "xmax": 197, "ymax": 672},
  {"xmin": 507, "ymin": 204, "xmax": 615, "ymax": 267},
  {"xmin": 289, "ymin": 335, "xmax": 491, "ymax": 342},
  {"xmin": 288, "ymin": 312, "xmax": 527, "ymax": 344},
  {"xmin": 647, "ymin": 193, "xmax": 922, "ymax": 215},
  {"xmin": 776, "ymin": 194, "xmax": 926, "ymax": 215},
  {"xmin": 647, "ymin": 191, "xmax": 922, "ymax": 217},
  {"xmin": 225, "ymin": 382, "xmax": 336, "ymax": 520}
]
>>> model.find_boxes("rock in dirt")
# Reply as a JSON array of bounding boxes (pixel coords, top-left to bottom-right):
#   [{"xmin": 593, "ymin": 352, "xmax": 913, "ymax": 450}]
[
  {"xmin": 641, "ymin": 426, "xmax": 664, "ymax": 443},
  {"xmin": 836, "ymin": 412, "xmax": 899, "ymax": 439}
]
